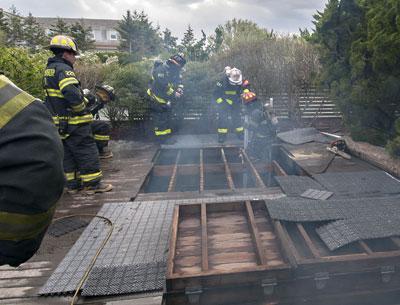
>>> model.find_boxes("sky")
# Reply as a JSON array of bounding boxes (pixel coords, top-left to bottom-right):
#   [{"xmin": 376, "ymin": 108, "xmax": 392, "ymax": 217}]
[{"xmin": 2, "ymin": 0, "xmax": 329, "ymax": 38}]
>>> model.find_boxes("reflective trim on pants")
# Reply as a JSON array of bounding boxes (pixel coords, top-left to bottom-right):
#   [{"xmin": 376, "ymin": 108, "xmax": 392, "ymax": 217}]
[
  {"xmin": 218, "ymin": 128, "xmax": 228, "ymax": 134},
  {"xmin": 80, "ymin": 171, "xmax": 102, "ymax": 183},
  {"xmin": 155, "ymin": 128, "xmax": 172, "ymax": 136},
  {"xmin": 94, "ymin": 134, "xmax": 110, "ymax": 141},
  {"xmin": 236, "ymin": 127, "xmax": 244, "ymax": 132}
]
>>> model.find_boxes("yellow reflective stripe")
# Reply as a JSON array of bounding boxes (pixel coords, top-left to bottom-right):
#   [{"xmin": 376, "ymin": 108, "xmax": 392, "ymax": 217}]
[
  {"xmin": 59, "ymin": 77, "xmax": 79, "ymax": 90},
  {"xmin": 166, "ymin": 84, "xmax": 174, "ymax": 96},
  {"xmin": 52, "ymin": 114, "xmax": 93, "ymax": 125},
  {"xmin": 94, "ymin": 134, "xmax": 110, "ymax": 141},
  {"xmin": 226, "ymin": 99, "xmax": 233, "ymax": 105},
  {"xmin": 65, "ymin": 172, "xmax": 76, "ymax": 181},
  {"xmin": 0, "ymin": 91, "xmax": 35, "ymax": 129},
  {"xmin": 0, "ymin": 205, "xmax": 56, "ymax": 241},
  {"xmin": 243, "ymin": 89, "xmax": 250, "ymax": 93},
  {"xmin": 45, "ymin": 89, "xmax": 64, "ymax": 98},
  {"xmin": 218, "ymin": 128, "xmax": 228, "ymax": 134},
  {"xmin": 80, "ymin": 171, "xmax": 102, "ymax": 182},
  {"xmin": 155, "ymin": 129, "xmax": 172, "ymax": 136},
  {"xmin": 216, "ymin": 97, "xmax": 224, "ymax": 104},
  {"xmin": 236, "ymin": 127, "xmax": 244, "ymax": 132},
  {"xmin": 147, "ymin": 89, "xmax": 167, "ymax": 104},
  {"xmin": 71, "ymin": 101, "xmax": 86, "ymax": 112},
  {"xmin": 224, "ymin": 90, "xmax": 237, "ymax": 95}
]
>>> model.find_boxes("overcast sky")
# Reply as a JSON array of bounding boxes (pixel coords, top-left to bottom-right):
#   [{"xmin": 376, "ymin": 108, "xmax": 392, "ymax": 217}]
[{"xmin": 2, "ymin": 0, "xmax": 329, "ymax": 38}]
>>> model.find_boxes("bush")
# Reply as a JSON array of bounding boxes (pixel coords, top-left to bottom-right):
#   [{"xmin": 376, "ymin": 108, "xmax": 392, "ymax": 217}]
[
  {"xmin": 0, "ymin": 47, "xmax": 50, "ymax": 99},
  {"xmin": 104, "ymin": 60, "xmax": 152, "ymax": 125}
]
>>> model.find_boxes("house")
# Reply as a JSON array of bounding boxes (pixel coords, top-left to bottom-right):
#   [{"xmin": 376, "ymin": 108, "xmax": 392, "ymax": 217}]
[{"xmin": 35, "ymin": 17, "xmax": 120, "ymax": 51}]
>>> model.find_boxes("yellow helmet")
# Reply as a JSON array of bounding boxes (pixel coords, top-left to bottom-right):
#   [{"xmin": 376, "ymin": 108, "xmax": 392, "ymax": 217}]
[{"xmin": 49, "ymin": 35, "xmax": 79, "ymax": 54}]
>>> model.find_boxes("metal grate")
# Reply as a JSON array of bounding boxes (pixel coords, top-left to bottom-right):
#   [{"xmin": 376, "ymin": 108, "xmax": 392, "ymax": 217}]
[
  {"xmin": 313, "ymin": 170, "xmax": 400, "ymax": 198},
  {"xmin": 275, "ymin": 175, "xmax": 326, "ymax": 196},
  {"xmin": 82, "ymin": 262, "xmax": 166, "ymax": 296},
  {"xmin": 317, "ymin": 217, "xmax": 400, "ymax": 250},
  {"xmin": 277, "ymin": 128, "xmax": 331, "ymax": 145},
  {"xmin": 40, "ymin": 201, "xmax": 174, "ymax": 295},
  {"xmin": 47, "ymin": 218, "xmax": 88, "ymax": 237}
]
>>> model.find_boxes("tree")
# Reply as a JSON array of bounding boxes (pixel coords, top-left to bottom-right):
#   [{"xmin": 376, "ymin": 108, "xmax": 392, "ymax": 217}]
[
  {"xmin": 69, "ymin": 20, "xmax": 95, "ymax": 51},
  {"xmin": 179, "ymin": 25, "xmax": 209, "ymax": 62},
  {"xmin": 162, "ymin": 28, "xmax": 178, "ymax": 53},
  {"xmin": 116, "ymin": 10, "xmax": 162, "ymax": 59},
  {"xmin": 208, "ymin": 25, "xmax": 224, "ymax": 54},
  {"xmin": 23, "ymin": 13, "xmax": 46, "ymax": 50},
  {"xmin": 5, "ymin": 6, "xmax": 24, "ymax": 46},
  {"xmin": 49, "ymin": 18, "xmax": 70, "ymax": 35}
]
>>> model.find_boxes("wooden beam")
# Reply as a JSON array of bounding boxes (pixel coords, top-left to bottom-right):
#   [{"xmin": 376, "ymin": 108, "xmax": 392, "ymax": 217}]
[
  {"xmin": 201, "ymin": 203, "xmax": 209, "ymax": 271},
  {"xmin": 220, "ymin": 148, "xmax": 235, "ymax": 190},
  {"xmin": 199, "ymin": 149, "xmax": 204, "ymax": 192},
  {"xmin": 245, "ymin": 201, "xmax": 267, "ymax": 266},
  {"xmin": 167, "ymin": 206, "xmax": 180, "ymax": 277},
  {"xmin": 240, "ymin": 149, "xmax": 266, "ymax": 188},
  {"xmin": 167, "ymin": 150, "xmax": 181, "ymax": 192},
  {"xmin": 272, "ymin": 220, "xmax": 300, "ymax": 267},
  {"xmin": 272, "ymin": 160, "xmax": 287, "ymax": 176},
  {"xmin": 358, "ymin": 241, "xmax": 373, "ymax": 255},
  {"xmin": 296, "ymin": 223, "xmax": 320, "ymax": 258}
]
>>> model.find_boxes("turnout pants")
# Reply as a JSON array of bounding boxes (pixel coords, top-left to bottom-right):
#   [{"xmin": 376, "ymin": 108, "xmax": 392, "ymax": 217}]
[
  {"xmin": 216, "ymin": 101, "xmax": 244, "ymax": 136},
  {"xmin": 63, "ymin": 124, "xmax": 102, "ymax": 188},
  {"xmin": 151, "ymin": 101, "xmax": 172, "ymax": 141},
  {"xmin": 91, "ymin": 120, "xmax": 111, "ymax": 153}
]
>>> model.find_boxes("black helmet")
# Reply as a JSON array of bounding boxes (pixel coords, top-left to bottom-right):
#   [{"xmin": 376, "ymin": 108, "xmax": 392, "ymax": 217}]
[{"xmin": 168, "ymin": 53, "xmax": 186, "ymax": 68}]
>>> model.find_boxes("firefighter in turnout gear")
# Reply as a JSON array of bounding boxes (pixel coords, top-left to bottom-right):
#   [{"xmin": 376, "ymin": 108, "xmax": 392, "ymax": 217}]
[
  {"xmin": 147, "ymin": 53, "xmax": 186, "ymax": 144},
  {"xmin": 213, "ymin": 67, "xmax": 249, "ymax": 143},
  {"xmin": 0, "ymin": 74, "xmax": 64, "ymax": 267},
  {"xmin": 43, "ymin": 35, "xmax": 112, "ymax": 194},
  {"xmin": 84, "ymin": 85, "xmax": 115, "ymax": 159},
  {"xmin": 243, "ymin": 92, "xmax": 278, "ymax": 162}
]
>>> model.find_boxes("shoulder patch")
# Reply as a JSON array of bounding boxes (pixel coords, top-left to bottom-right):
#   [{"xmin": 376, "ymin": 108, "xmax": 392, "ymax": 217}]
[
  {"xmin": 65, "ymin": 71, "xmax": 76, "ymax": 77},
  {"xmin": 216, "ymin": 82, "xmax": 222, "ymax": 87},
  {"xmin": 157, "ymin": 73, "xmax": 165, "ymax": 78},
  {"xmin": 44, "ymin": 69, "xmax": 55, "ymax": 77}
]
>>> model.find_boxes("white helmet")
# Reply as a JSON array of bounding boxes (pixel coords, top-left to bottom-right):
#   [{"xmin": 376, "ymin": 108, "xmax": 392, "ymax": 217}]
[
  {"xmin": 224, "ymin": 66, "xmax": 231, "ymax": 76},
  {"xmin": 228, "ymin": 67, "xmax": 243, "ymax": 85}
]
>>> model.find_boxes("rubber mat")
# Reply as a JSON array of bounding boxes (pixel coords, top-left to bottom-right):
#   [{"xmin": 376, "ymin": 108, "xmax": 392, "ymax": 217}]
[
  {"xmin": 47, "ymin": 218, "xmax": 88, "ymax": 237},
  {"xmin": 82, "ymin": 262, "xmax": 166, "ymax": 296},
  {"xmin": 277, "ymin": 128, "xmax": 331, "ymax": 145},
  {"xmin": 40, "ymin": 201, "xmax": 174, "ymax": 295},
  {"xmin": 301, "ymin": 189, "xmax": 333, "ymax": 200},
  {"xmin": 317, "ymin": 217, "xmax": 400, "ymax": 250},
  {"xmin": 313, "ymin": 170, "xmax": 400, "ymax": 198},
  {"xmin": 275, "ymin": 176, "xmax": 326, "ymax": 196}
]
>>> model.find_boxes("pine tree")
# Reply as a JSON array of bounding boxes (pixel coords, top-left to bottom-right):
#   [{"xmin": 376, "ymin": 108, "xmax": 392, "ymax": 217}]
[
  {"xmin": 69, "ymin": 20, "xmax": 95, "ymax": 51},
  {"xmin": 23, "ymin": 13, "xmax": 46, "ymax": 50},
  {"xmin": 6, "ymin": 6, "xmax": 24, "ymax": 46},
  {"xmin": 162, "ymin": 28, "xmax": 178, "ymax": 53},
  {"xmin": 116, "ymin": 10, "xmax": 162, "ymax": 58},
  {"xmin": 49, "ymin": 18, "xmax": 70, "ymax": 35},
  {"xmin": 181, "ymin": 25, "xmax": 195, "ymax": 50}
]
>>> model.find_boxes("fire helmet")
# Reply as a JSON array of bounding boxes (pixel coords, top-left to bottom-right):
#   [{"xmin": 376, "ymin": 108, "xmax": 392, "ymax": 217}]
[
  {"xmin": 228, "ymin": 67, "xmax": 243, "ymax": 85},
  {"xmin": 168, "ymin": 53, "xmax": 186, "ymax": 68},
  {"xmin": 49, "ymin": 35, "xmax": 79, "ymax": 54}
]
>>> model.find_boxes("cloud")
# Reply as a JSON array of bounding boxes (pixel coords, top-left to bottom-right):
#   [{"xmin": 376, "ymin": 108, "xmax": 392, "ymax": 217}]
[{"xmin": 2, "ymin": 0, "xmax": 328, "ymax": 37}]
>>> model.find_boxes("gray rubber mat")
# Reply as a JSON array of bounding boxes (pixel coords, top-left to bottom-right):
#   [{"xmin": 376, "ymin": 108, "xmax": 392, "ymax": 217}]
[
  {"xmin": 82, "ymin": 262, "xmax": 166, "ymax": 296},
  {"xmin": 301, "ymin": 189, "xmax": 333, "ymax": 200},
  {"xmin": 40, "ymin": 201, "xmax": 174, "ymax": 295},
  {"xmin": 47, "ymin": 218, "xmax": 88, "ymax": 237},
  {"xmin": 313, "ymin": 170, "xmax": 400, "ymax": 198},
  {"xmin": 317, "ymin": 217, "xmax": 400, "ymax": 250},
  {"xmin": 266, "ymin": 196, "xmax": 400, "ymax": 222},
  {"xmin": 277, "ymin": 128, "xmax": 331, "ymax": 145},
  {"xmin": 265, "ymin": 198, "xmax": 344, "ymax": 222},
  {"xmin": 275, "ymin": 176, "xmax": 326, "ymax": 196}
]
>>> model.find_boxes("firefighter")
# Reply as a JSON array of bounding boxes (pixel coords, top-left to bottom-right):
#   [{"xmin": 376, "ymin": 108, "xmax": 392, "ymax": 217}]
[
  {"xmin": 0, "ymin": 74, "xmax": 64, "ymax": 267},
  {"xmin": 213, "ymin": 67, "xmax": 249, "ymax": 143},
  {"xmin": 43, "ymin": 35, "xmax": 112, "ymax": 194},
  {"xmin": 147, "ymin": 53, "xmax": 186, "ymax": 144},
  {"xmin": 84, "ymin": 85, "xmax": 115, "ymax": 159},
  {"xmin": 242, "ymin": 92, "xmax": 278, "ymax": 162}
]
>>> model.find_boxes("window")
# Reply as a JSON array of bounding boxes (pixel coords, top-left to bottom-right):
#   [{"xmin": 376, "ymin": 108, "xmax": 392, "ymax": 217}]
[
  {"xmin": 88, "ymin": 31, "xmax": 95, "ymax": 41},
  {"xmin": 109, "ymin": 31, "xmax": 119, "ymax": 40}
]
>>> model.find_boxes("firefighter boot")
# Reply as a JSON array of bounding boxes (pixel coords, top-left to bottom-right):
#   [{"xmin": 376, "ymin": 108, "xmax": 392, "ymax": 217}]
[
  {"xmin": 99, "ymin": 147, "xmax": 113, "ymax": 159},
  {"xmin": 84, "ymin": 182, "xmax": 113, "ymax": 194}
]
